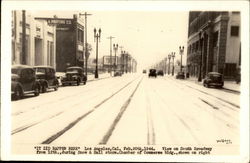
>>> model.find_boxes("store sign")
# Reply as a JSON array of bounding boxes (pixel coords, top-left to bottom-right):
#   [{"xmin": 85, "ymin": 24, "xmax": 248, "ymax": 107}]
[
  {"xmin": 47, "ymin": 19, "xmax": 73, "ymax": 25},
  {"xmin": 103, "ymin": 56, "xmax": 117, "ymax": 65}
]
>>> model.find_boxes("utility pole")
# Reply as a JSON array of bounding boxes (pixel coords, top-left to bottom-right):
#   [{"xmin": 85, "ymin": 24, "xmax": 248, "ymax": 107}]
[
  {"xmin": 79, "ymin": 12, "xmax": 92, "ymax": 79},
  {"xmin": 107, "ymin": 36, "xmax": 115, "ymax": 76},
  {"xmin": 22, "ymin": 10, "xmax": 26, "ymax": 64},
  {"xmin": 119, "ymin": 46, "xmax": 123, "ymax": 72}
]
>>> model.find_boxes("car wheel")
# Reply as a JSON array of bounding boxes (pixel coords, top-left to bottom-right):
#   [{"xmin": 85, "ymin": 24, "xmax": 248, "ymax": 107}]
[
  {"xmin": 76, "ymin": 79, "xmax": 80, "ymax": 86},
  {"xmin": 41, "ymin": 84, "xmax": 47, "ymax": 93},
  {"xmin": 54, "ymin": 83, "xmax": 59, "ymax": 91},
  {"xmin": 34, "ymin": 85, "xmax": 40, "ymax": 96},
  {"xmin": 83, "ymin": 81, "xmax": 86, "ymax": 85},
  {"xmin": 13, "ymin": 87, "xmax": 22, "ymax": 100}
]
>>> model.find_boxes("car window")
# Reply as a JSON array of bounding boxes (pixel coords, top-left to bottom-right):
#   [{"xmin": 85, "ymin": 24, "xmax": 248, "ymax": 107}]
[
  {"xmin": 36, "ymin": 68, "xmax": 46, "ymax": 74},
  {"xmin": 21, "ymin": 69, "xmax": 29, "ymax": 78},
  {"xmin": 12, "ymin": 68, "xmax": 19, "ymax": 75},
  {"xmin": 66, "ymin": 69, "xmax": 78, "ymax": 73}
]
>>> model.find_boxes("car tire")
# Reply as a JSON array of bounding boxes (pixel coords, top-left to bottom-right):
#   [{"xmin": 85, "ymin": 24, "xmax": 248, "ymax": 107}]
[
  {"xmin": 41, "ymin": 84, "xmax": 47, "ymax": 93},
  {"xmin": 83, "ymin": 81, "xmax": 86, "ymax": 85},
  {"xmin": 13, "ymin": 87, "xmax": 22, "ymax": 100},
  {"xmin": 76, "ymin": 79, "xmax": 80, "ymax": 86},
  {"xmin": 54, "ymin": 83, "xmax": 59, "ymax": 91},
  {"xmin": 34, "ymin": 85, "xmax": 40, "ymax": 96}
]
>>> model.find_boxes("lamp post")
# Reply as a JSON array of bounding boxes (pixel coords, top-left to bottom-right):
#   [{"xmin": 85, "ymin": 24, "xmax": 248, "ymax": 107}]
[
  {"xmin": 171, "ymin": 52, "xmax": 175, "ymax": 76},
  {"xmin": 168, "ymin": 54, "xmax": 171, "ymax": 75},
  {"xmin": 113, "ymin": 43, "xmax": 118, "ymax": 73},
  {"xmin": 94, "ymin": 28, "xmax": 101, "ymax": 78},
  {"xmin": 107, "ymin": 36, "xmax": 115, "ymax": 76},
  {"xmin": 198, "ymin": 31, "xmax": 202, "ymax": 82},
  {"xmin": 179, "ymin": 46, "xmax": 184, "ymax": 72}
]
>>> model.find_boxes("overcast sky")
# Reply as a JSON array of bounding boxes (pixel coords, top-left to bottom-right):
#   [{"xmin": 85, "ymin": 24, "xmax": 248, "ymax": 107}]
[{"xmin": 32, "ymin": 10, "xmax": 188, "ymax": 70}]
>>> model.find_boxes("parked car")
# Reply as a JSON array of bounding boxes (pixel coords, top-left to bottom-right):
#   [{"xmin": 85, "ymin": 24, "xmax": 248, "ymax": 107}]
[
  {"xmin": 34, "ymin": 66, "xmax": 59, "ymax": 93},
  {"xmin": 114, "ymin": 71, "xmax": 122, "ymax": 77},
  {"xmin": 11, "ymin": 65, "xmax": 40, "ymax": 100},
  {"xmin": 61, "ymin": 66, "xmax": 87, "ymax": 86},
  {"xmin": 176, "ymin": 72, "xmax": 185, "ymax": 79},
  {"xmin": 148, "ymin": 69, "xmax": 157, "ymax": 78},
  {"xmin": 203, "ymin": 72, "xmax": 224, "ymax": 88},
  {"xmin": 142, "ymin": 69, "xmax": 147, "ymax": 73},
  {"xmin": 157, "ymin": 70, "xmax": 164, "ymax": 76}
]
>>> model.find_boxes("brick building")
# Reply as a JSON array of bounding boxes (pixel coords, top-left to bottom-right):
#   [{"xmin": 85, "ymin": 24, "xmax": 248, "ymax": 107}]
[
  {"xmin": 187, "ymin": 11, "xmax": 241, "ymax": 79},
  {"xmin": 35, "ymin": 15, "xmax": 85, "ymax": 72}
]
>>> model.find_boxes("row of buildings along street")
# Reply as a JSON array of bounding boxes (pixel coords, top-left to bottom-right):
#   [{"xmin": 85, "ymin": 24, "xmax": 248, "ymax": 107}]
[{"xmin": 12, "ymin": 11, "xmax": 137, "ymax": 75}]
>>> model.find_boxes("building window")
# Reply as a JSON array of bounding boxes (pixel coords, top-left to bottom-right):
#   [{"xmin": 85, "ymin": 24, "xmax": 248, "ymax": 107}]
[{"xmin": 231, "ymin": 26, "xmax": 239, "ymax": 36}]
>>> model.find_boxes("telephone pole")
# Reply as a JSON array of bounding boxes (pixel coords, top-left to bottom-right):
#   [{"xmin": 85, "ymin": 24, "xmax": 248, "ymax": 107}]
[
  {"xmin": 79, "ymin": 12, "xmax": 92, "ymax": 79},
  {"xmin": 107, "ymin": 36, "xmax": 115, "ymax": 76}
]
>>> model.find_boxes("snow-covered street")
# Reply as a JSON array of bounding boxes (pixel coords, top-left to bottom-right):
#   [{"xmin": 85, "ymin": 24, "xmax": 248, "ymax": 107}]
[{"xmin": 11, "ymin": 74, "xmax": 240, "ymax": 153}]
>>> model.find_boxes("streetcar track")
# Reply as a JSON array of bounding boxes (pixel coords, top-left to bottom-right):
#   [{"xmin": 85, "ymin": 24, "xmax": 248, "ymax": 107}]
[
  {"xmin": 12, "ymin": 111, "xmax": 63, "ymax": 135},
  {"xmin": 164, "ymin": 77, "xmax": 240, "ymax": 109},
  {"xmin": 145, "ymin": 88, "xmax": 156, "ymax": 145},
  {"xmin": 152, "ymin": 88, "xmax": 202, "ymax": 145},
  {"xmin": 11, "ymin": 77, "xmax": 131, "ymax": 116},
  {"xmin": 40, "ymin": 76, "xmax": 141, "ymax": 144},
  {"xmin": 99, "ymin": 77, "xmax": 143, "ymax": 144}
]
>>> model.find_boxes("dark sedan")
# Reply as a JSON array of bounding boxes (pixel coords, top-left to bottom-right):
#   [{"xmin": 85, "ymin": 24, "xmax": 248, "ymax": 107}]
[{"xmin": 203, "ymin": 72, "xmax": 224, "ymax": 88}]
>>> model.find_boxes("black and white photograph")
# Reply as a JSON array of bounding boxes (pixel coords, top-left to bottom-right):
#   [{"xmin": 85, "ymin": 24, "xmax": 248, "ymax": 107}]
[{"xmin": 1, "ymin": 0, "xmax": 249, "ymax": 162}]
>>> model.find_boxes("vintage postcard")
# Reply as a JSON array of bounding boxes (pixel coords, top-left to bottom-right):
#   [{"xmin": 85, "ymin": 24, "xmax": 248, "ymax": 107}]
[{"xmin": 1, "ymin": 0, "xmax": 249, "ymax": 162}]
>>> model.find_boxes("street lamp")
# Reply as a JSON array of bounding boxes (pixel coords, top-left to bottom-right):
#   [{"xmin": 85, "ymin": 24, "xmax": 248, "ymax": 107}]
[
  {"xmin": 168, "ymin": 54, "xmax": 171, "ymax": 75},
  {"xmin": 198, "ymin": 31, "xmax": 202, "ymax": 82},
  {"xmin": 179, "ymin": 46, "xmax": 184, "ymax": 72},
  {"xmin": 171, "ymin": 52, "xmax": 175, "ymax": 76},
  {"xmin": 113, "ymin": 43, "xmax": 118, "ymax": 73},
  {"xmin": 94, "ymin": 28, "xmax": 101, "ymax": 78}
]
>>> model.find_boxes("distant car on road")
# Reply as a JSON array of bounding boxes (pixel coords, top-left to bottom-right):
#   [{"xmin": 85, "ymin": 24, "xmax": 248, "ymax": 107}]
[
  {"xmin": 11, "ymin": 65, "xmax": 40, "ymax": 100},
  {"xmin": 203, "ymin": 72, "xmax": 224, "ymax": 88},
  {"xmin": 157, "ymin": 70, "xmax": 164, "ymax": 76},
  {"xmin": 114, "ymin": 71, "xmax": 122, "ymax": 77},
  {"xmin": 148, "ymin": 69, "xmax": 157, "ymax": 78},
  {"xmin": 61, "ymin": 66, "xmax": 87, "ymax": 86},
  {"xmin": 34, "ymin": 66, "xmax": 59, "ymax": 93},
  {"xmin": 176, "ymin": 72, "xmax": 185, "ymax": 79},
  {"xmin": 142, "ymin": 69, "xmax": 147, "ymax": 73}
]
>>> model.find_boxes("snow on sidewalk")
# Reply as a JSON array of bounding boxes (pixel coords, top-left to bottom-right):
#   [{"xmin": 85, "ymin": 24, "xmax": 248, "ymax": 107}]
[{"xmin": 186, "ymin": 76, "xmax": 240, "ymax": 93}]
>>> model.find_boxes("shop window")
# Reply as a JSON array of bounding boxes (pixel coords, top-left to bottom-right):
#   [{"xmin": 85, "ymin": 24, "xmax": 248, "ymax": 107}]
[{"xmin": 231, "ymin": 26, "xmax": 239, "ymax": 36}]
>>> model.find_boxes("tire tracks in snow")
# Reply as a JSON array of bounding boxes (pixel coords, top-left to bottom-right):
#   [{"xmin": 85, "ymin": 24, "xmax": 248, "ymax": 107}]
[
  {"xmin": 152, "ymin": 88, "xmax": 202, "ymax": 145},
  {"xmin": 12, "ymin": 76, "xmax": 139, "ymax": 135},
  {"xmin": 99, "ymin": 77, "xmax": 143, "ymax": 145},
  {"xmin": 165, "ymin": 77, "xmax": 240, "ymax": 109},
  {"xmin": 41, "ymin": 76, "xmax": 141, "ymax": 144}
]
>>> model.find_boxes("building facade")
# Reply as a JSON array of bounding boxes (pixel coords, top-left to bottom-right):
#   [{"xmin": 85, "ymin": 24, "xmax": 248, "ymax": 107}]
[
  {"xmin": 12, "ymin": 11, "xmax": 56, "ymax": 67},
  {"xmin": 187, "ymin": 11, "xmax": 241, "ymax": 79},
  {"xmin": 35, "ymin": 15, "xmax": 85, "ymax": 72}
]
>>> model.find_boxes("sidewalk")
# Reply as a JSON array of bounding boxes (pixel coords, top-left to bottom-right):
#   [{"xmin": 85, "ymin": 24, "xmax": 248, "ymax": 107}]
[{"xmin": 186, "ymin": 77, "xmax": 240, "ymax": 93}]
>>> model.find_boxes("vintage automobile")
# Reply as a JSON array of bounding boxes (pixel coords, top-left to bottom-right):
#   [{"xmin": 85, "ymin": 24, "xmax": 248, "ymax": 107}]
[
  {"xmin": 157, "ymin": 70, "xmax": 164, "ymax": 76},
  {"xmin": 176, "ymin": 72, "xmax": 185, "ymax": 79},
  {"xmin": 148, "ymin": 69, "xmax": 157, "ymax": 78},
  {"xmin": 61, "ymin": 66, "xmax": 87, "ymax": 86},
  {"xmin": 114, "ymin": 71, "xmax": 122, "ymax": 77},
  {"xmin": 142, "ymin": 69, "xmax": 147, "ymax": 73},
  {"xmin": 11, "ymin": 65, "xmax": 40, "ymax": 100},
  {"xmin": 203, "ymin": 72, "xmax": 224, "ymax": 88},
  {"xmin": 34, "ymin": 66, "xmax": 59, "ymax": 93}
]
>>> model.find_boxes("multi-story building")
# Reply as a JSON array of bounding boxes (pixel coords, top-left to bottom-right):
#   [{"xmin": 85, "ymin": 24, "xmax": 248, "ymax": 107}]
[
  {"xmin": 12, "ymin": 11, "xmax": 56, "ymax": 67},
  {"xmin": 187, "ymin": 11, "xmax": 241, "ymax": 79},
  {"xmin": 35, "ymin": 15, "xmax": 85, "ymax": 72}
]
